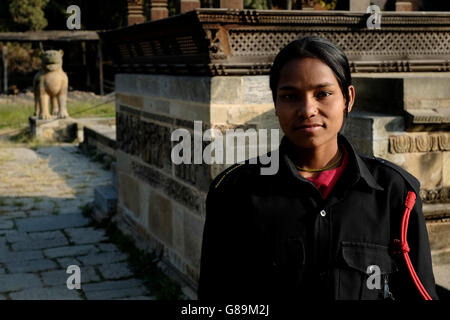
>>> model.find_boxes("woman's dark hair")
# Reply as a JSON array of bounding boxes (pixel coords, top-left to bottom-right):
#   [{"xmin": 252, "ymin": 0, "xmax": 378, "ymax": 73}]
[{"xmin": 269, "ymin": 36, "xmax": 352, "ymax": 116}]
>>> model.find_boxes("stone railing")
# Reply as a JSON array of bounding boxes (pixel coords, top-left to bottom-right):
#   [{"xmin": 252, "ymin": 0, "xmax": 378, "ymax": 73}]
[{"xmin": 101, "ymin": 9, "xmax": 450, "ymax": 76}]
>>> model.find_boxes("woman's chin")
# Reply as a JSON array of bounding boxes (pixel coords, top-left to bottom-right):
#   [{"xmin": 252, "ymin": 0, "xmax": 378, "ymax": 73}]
[{"xmin": 288, "ymin": 135, "xmax": 322, "ymax": 149}]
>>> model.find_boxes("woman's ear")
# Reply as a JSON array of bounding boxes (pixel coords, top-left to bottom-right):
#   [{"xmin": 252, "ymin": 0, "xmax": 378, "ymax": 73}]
[{"xmin": 346, "ymin": 85, "xmax": 355, "ymax": 114}]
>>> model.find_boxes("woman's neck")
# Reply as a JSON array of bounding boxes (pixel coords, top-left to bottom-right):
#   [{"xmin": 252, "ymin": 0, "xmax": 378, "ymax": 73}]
[{"xmin": 288, "ymin": 138, "xmax": 341, "ymax": 178}]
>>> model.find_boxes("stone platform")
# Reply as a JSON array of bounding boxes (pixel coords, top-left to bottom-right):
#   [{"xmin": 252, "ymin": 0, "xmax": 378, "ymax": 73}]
[{"xmin": 29, "ymin": 117, "xmax": 115, "ymax": 143}]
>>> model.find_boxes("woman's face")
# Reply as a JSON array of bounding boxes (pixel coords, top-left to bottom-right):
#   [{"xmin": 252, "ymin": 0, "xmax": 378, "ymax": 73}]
[{"xmin": 275, "ymin": 57, "xmax": 355, "ymax": 149}]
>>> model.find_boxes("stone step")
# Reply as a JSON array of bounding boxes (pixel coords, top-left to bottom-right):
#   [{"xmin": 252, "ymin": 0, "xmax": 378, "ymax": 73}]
[{"xmin": 93, "ymin": 185, "xmax": 117, "ymax": 222}]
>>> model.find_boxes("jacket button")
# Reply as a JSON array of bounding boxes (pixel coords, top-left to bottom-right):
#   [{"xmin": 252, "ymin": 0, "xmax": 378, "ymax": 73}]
[{"xmin": 320, "ymin": 209, "xmax": 327, "ymax": 217}]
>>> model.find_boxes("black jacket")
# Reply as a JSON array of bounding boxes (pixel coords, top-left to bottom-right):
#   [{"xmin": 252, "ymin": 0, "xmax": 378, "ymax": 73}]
[{"xmin": 198, "ymin": 134, "xmax": 438, "ymax": 301}]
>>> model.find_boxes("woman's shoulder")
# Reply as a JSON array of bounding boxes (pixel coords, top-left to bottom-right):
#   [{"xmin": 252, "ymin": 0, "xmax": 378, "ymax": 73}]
[
  {"xmin": 361, "ymin": 154, "xmax": 421, "ymax": 194},
  {"xmin": 208, "ymin": 161, "xmax": 262, "ymax": 193}
]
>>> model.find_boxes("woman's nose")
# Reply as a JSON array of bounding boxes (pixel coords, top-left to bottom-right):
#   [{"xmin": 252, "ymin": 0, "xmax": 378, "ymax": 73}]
[{"xmin": 297, "ymin": 96, "xmax": 317, "ymax": 118}]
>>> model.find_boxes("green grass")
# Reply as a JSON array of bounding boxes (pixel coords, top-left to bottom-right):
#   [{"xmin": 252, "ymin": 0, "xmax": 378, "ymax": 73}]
[
  {"xmin": 0, "ymin": 100, "xmax": 115, "ymax": 130},
  {"xmin": 0, "ymin": 103, "xmax": 34, "ymax": 129}
]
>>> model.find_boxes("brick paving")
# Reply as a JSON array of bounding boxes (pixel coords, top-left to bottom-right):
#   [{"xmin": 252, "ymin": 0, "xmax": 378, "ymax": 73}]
[{"xmin": 0, "ymin": 144, "xmax": 156, "ymax": 300}]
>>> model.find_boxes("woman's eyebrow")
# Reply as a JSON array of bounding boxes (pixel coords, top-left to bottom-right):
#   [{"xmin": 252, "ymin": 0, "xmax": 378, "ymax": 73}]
[
  {"xmin": 278, "ymin": 82, "xmax": 334, "ymax": 91},
  {"xmin": 314, "ymin": 82, "xmax": 334, "ymax": 88}
]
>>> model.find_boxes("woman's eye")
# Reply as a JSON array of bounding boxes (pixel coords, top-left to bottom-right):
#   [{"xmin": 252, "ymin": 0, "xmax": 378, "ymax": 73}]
[
  {"xmin": 280, "ymin": 94, "xmax": 297, "ymax": 100},
  {"xmin": 316, "ymin": 91, "xmax": 332, "ymax": 99}
]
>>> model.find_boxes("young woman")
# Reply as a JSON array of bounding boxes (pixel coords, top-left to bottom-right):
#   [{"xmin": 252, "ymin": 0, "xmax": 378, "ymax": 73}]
[{"xmin": 198, "ymin": 36, "xmax": 438, "ymax": 300}]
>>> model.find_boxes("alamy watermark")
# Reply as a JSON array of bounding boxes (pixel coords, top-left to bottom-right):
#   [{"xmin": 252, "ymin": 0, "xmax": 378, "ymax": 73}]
[
  {"xmin": 170, "ymin": 121, "xmax": 280, "ymax": 175},
  {"xmin": 66, "ymin": 265, "xmax": 81, "ymax": 290},
  {"xmin": 366, "ymin": 5, "xmax": 382, "ymax": 30},
  {"xmin": 66, "ymin": 5, "xmax": 81, "ymax": 30},
  {"xmin": 366, "ymin": 264, "xmax": 381, "ymax": 290}
]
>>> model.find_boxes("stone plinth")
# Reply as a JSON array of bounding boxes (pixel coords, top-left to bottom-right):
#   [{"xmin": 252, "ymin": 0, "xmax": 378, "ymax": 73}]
[
  {"xmin": 29, "ymin": 117, "xmax": 78, "ymax": 142},
  {"xmin": 29, "ymin": 116, "xmax": 115, "ymax": 143}
]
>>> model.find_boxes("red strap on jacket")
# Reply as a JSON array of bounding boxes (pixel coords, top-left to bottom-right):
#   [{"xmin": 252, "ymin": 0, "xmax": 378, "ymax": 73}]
[{"xmin": 393, "ymin": 191, "xmax": 432, "ymax": 300}]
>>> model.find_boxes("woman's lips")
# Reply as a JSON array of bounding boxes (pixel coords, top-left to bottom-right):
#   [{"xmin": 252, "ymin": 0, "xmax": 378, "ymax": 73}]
[{"xmin": 295, "ymin": 124, "xmax": 323, "ymax": 133}]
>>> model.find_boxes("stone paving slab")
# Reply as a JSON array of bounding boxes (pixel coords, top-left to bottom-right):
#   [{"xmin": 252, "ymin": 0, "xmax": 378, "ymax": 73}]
[
  {"xmin": 9, "ymin": 287, "xmax": 83, "ymax": 300},
  {"xmin": 84, "ymin": 286, "xmax": 149, "ymax": 300},
  {"xmin": 6, "ymin": 258, "xmax": 58, "ymax": 273},
  {"xmin": 11, "ymin": 231, "xmax": 69, "ymax": 251},
  {"xmin": 77, "ymin": 251, "xmax": 128, "ymax": 266},
  {"xmin": 96, "ymin": 243, "xmax": 118, "ymax": 252},
  {"xmin": 15, "ymin": 213, "xmax": 90, "ymax": 232},
  {"xmin": 98, "ymin": 262, "xmax": 133, "ymax": 280},
  {"xmin": 82, "ymin": 279, "xmax": 145, "ymax": 292},
  {"xmin": 0, "ymin": 273, "xmax": 42, "ymax": 293},
  {"xmin": 0, "ymin": 220, "xmax": 14, "ymax": 229},
  {"xmin": 64, "ymin": 227, "xmax": 108, "ymax": 245},
  {"xmin": 44, "ymin": 244, "xmax": 99, "ymax": 259},
  {"xmin": 0, "ymin": 211, "xmax": 27, "ymax": 219},
  {"xmin": 0, "ymin": 250, "xmax": 44, "ymax": 263},
  {"xmin": 56, "ymin": 257, "xmax": 81, "ymax": 269}
]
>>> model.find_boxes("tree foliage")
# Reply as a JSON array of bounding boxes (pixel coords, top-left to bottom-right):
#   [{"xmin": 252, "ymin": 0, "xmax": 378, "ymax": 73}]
[{"xmin": 9, "ymin": 0, "xmax": 50, "ymax": 31}]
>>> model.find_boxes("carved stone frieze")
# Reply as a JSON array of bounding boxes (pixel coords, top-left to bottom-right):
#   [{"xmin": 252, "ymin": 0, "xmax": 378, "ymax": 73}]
[
  {"xmin": 389, "ymin": 133, "xmax": 450, "ymax": 153},
  {"xmin": 101, "ymin": 9, "xmax": 450, "ymax": 76},
  {"xmin": 420, "ymin": 187, "xmax": 450, "ymax": 204}
]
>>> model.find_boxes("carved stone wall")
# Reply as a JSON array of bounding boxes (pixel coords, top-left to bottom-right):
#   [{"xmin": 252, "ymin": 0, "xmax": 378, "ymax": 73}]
[{"xmin": 114, "ymin": 73, "xmax": 280, "ymax": 293}]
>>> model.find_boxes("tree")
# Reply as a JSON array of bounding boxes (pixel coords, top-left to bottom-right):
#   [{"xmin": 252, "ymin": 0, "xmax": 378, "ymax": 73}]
[{"xmin": 9, "ymin": 0, "xmax": 50, "ymax": 31}]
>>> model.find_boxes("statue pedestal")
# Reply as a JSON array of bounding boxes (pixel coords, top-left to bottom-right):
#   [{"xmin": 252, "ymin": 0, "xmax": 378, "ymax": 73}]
[
  {"xmin": 29, "ymin": 116, "xmax": 78, "ymax": 142},
  {"xmin": 29, "ymin": 116, "xmax": 116, "ymax": 143}
]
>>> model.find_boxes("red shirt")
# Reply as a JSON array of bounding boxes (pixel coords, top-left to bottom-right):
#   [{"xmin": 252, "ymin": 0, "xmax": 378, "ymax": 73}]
[{"xmin": 306, "ymin": 144, "xmax": 349, "ymax": 199}]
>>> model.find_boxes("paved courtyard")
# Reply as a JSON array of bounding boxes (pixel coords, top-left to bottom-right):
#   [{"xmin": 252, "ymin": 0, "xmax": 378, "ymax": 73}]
[{"xmin": 0, "ymin": 143, "xmax": 156, "ymax": 300}]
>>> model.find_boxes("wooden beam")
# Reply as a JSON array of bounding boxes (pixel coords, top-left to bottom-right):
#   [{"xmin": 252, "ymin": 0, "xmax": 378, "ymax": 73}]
[{"xmin": 0, "ymin": 31, "xmax": 100, "ymax": 42}]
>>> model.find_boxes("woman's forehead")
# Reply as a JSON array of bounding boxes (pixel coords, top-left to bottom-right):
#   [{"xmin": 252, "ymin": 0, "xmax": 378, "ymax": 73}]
[{"xmin": 278, "ymin": 57, "xmax": 339, "ymax": 88}]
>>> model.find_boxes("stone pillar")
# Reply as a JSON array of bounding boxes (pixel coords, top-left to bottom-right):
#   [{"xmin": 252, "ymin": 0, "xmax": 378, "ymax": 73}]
[
  {"xmin": 179, "ymin": 0, "xmax": 201, "ymax": 13},
  {"xmin": 349, "ymin": 0, "xmax": 370, "ymax": 11},
  {"xmin": 219, "ymin": 0, "xmax": 243, "ymax": 9},
  {"xmin": 127, "ymin": 0, "xmax": 145, "ymax": 25},
  {"xmin": 150, "ymin": 0, "xmax": 169, "ymax": 20},
  {"xmin": 396, "ymin": 1, "xmax": 413, "ymax": 11}
]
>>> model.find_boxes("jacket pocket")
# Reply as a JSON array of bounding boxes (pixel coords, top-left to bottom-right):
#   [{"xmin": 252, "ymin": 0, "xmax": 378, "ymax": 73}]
[{"xmin": 337, "ymin": 241, "xmax": 398, "ymax": 300}]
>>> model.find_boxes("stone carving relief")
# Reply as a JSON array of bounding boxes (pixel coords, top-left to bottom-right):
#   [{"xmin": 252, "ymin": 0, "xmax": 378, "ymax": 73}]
[
  {"xmin": 389, "ymin": 134, "xmax": 450, "ymax": 153},
  {"xmin": 420, "ymin": 187, "xmax": 449, "ymax": 204}
]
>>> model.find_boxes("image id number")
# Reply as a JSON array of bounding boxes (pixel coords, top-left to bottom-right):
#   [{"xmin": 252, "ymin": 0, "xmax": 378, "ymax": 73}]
[{"xmin": 225, "ymin": 304, "xmax": 269, "ymax": 317}]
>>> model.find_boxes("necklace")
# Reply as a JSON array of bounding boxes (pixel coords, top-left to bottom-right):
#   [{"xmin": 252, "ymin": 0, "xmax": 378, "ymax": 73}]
[{"xmin": 295, "ymin": 150, "xmax": 343, "ymax": 172}]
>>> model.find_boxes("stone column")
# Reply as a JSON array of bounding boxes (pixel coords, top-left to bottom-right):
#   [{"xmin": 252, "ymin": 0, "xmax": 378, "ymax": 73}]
[
  {"xmin": 127, "ymin": 0, "xmax": 145, "ymax": 25},
  {"xmin": 179, "ymin": 0, "xmax": 201, "ymax": 13},
  {"xmin": 349, "ymin": 0, "xmax": 370, "ymax": 11},
  {"xmin": 150, "ymin": 0, "xmax": 169, "ymax": 20},
  {"xmin": 396, "ymin": 1, "xmax": 413, "ymax": 11},
  {"xmin": 219, "ymin": 0, "xmax": 243, "ymax": 9}
]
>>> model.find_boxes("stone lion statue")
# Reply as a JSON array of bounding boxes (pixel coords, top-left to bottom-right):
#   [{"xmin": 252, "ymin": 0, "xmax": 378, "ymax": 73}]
[{"xmin": 33, "ymin": 50, "xmax": 69, "ymax": 119}]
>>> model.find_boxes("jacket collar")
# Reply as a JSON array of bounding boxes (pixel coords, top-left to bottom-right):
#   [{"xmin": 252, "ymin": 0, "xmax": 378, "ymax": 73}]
[{"xmin": 279, "ymin": 134, "xmax": 384, "ymax": 192}]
